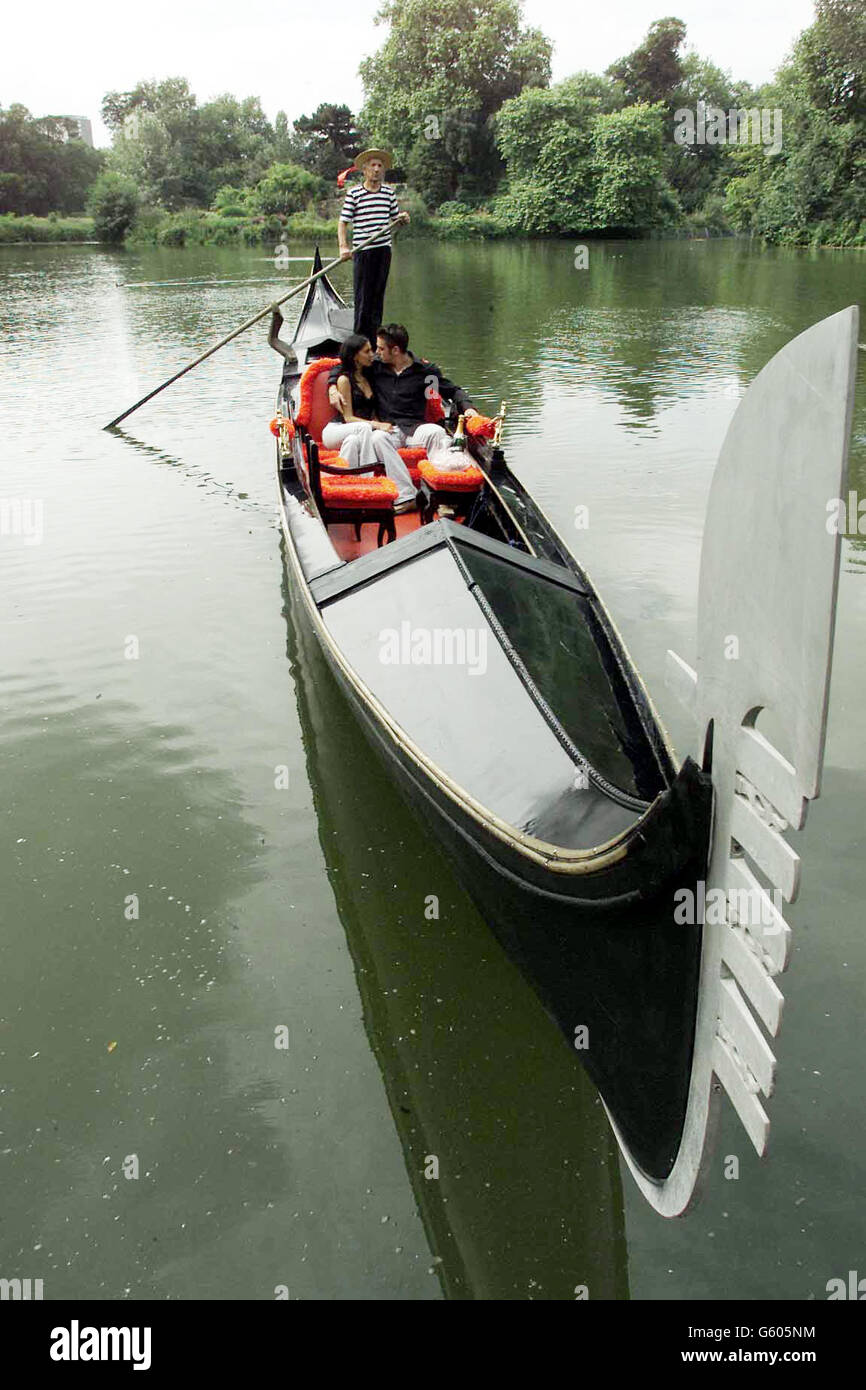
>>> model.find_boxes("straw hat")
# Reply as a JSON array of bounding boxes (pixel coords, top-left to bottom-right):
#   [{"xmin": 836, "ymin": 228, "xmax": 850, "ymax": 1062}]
[{"xmin": 354, "ymin": 148, "xmax": 393, "ymax": 170}]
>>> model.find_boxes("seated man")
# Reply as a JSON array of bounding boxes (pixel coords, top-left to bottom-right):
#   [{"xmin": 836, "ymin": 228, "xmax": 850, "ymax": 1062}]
[{"xmin": 370, "ymin": 323, "xmax": 480, "ymax": 469}]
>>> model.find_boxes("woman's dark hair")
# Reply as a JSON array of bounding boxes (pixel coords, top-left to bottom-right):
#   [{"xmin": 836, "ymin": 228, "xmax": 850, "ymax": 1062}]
[{"xmin": 338, "ymin": 333, "xmax": 371, "ymax": 379}]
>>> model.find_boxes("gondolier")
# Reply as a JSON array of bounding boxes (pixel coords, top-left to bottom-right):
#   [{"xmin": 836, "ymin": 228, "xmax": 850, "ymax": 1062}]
[{"xmin": 338, "ymin": 148, "xmax": 409, "ymax": 344}]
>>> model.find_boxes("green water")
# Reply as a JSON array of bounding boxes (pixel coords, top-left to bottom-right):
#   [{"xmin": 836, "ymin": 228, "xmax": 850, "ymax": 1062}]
[{"xmin": 2, "ymin": 236, "xmax": 864, "ymax": 1300}]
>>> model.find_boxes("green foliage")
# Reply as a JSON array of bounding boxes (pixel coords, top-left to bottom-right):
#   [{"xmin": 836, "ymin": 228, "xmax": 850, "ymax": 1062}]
[
  {"xmin": 211, "ymin": 184, "xmax": 253, "ymax": 214},
  {"xmin": 607, "ymin": 17, "xmax": 687, "ymax": 108},
  {"xmin": 125, "ymin": 206, "xmax": 340, "ymax": 248},
  {"xmin": 104, "ymin": 79, "xmax": 279, "ymax": 209},
  {"xmin": 431, "ymin": 209, "xmax": 509, "ymax": 238},
  {"xmin": 0, "ymin": 213, "xmax": 93, "ymax": 242},
  {"xmin": 86, "ymin": 171, "xmax": 140, "ymax": 242},
  {"xmin": 293, "ymin": 104, "xmax": 362, "ymax": 179},
  {"xmin": 592, "ymin": 103, "xmax": 674, "ymax": 230},
  {"xmin": 436, "ymin": 200, "xmax": 475, "ymax": 217},
  {"xmin": 0, "ymin": 104, "xmax": 103, "ymax": 214},
  {"xmin": 797, "ymin": 0, "xmax": 866, "ymax": 121},
  {"xmin": 250, "ymin": 163, "xmax": 323, "ymax": 215},
  {"xmin": 360, "ymin": 0, "xmax": 552, "ymax": 204},
  {"xmin": 683, "ymin": 192, "xmax": 731, "ymax": 237},
  {"xmin": 721, "ymin": 3, "xmax": 866, "ymax": 245},
  {"xmin": 392, "ymin": 186, "xmax": 430, "ymax": 229},
  {"xmin": 494, "ymin": 80, "xmax": 675, "ymax": 234}
]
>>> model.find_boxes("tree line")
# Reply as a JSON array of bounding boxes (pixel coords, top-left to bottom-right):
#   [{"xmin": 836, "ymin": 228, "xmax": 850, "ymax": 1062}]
[{"xmin": 1, "ymin": 1, "xmax": 862, "ymax": 245}]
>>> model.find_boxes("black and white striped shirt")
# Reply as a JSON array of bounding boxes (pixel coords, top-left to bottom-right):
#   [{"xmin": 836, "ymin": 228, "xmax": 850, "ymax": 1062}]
[{"xmin": 339, "ymin": 184, "xmax": 400, "ymax": 251}]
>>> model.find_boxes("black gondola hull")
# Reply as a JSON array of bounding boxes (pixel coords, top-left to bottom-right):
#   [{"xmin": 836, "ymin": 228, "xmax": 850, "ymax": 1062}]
[{"xmin": 289, "ymin": 561, "xmax": 711, "ymax": 1182}]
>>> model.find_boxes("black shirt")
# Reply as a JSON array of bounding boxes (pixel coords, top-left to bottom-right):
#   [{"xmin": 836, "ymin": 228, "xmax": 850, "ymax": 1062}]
[
  {"xmin": 367, "ymin": 354, "xmax": 474, "ymax": 433},
  {"xmin": 327, "ymin": 366, "xmax": 376, "ymax": 421}
]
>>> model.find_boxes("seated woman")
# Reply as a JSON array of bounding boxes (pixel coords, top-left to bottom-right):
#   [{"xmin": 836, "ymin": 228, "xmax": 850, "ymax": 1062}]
[{"xmin": 322, "ymin": 334, "xmax": 419, "ymax": 513}]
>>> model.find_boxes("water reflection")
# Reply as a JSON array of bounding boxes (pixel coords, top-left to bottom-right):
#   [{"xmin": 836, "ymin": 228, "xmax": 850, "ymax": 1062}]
[{"xmin": 283, "ymin": 560, "xmax": 629, "ymax": 1301}]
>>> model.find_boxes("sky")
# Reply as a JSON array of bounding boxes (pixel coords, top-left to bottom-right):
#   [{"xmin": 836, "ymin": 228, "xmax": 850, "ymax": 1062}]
[{"xmin": 2, "ymin": 0, "xmax": 818, "ymax": 147}]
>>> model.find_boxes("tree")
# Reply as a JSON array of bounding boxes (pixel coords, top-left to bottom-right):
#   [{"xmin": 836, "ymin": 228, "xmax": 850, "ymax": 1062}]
[
  {"xmin": 494, "ymin": 80, "xmax": 675, "ymax": 233},
  {"xmin": 797, "ymin": 0, "xmax": 866, "ymax": 121},
  {"xmin": 722, "ymin": 3, "xmax": 866, "ymax": 244},
  {"xmin": 293, "ymin": 104, "xmax": 362, "ymax": 180},
  {"xmin": 274, "ymin": 111, "xmax": 299, "ymax": 163},
  {"xmin": 86, "ymin": 172, "xmax": 140, "ymax": 242},
  {"xmin": 104, "ymin": 80, "xmax": 278, "ymax": 208},
  {"xmin": 101, "ymin": 78, "xmax": 196, "ymax": 134},
  {"xmin": 667, "ymin": 52, "xmax": 754, "ymax": 212},
  {"xmin": 0, "ymin": 104, "xmax": 103, "ymax": 213},
  {"xmin": 607, "ymin": 17, "xmax": 687, "ymax": 108},
  {"xmin": 359, "ymin": 0, "xmax": 552, "ymax": 204},
  {"xmin": 592, "ymin": 103, "xmax": 673, "ymax": 230}
]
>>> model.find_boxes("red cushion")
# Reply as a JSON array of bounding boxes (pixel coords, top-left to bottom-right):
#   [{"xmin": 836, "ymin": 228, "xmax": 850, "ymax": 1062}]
[
  {"xmin": 296, "ymin": 357, "xmax": 340, "ymax": 442},
  {"xmin": 320, "ymin": 474, "xmax": 398, "ymax": 508},
  {"xmin": 396, "ymin": 446, "xmax": 426, "ymax": 485},
  {"xmin": 418, "ymin": 459, "xmax": 484, "ymax": 493}
]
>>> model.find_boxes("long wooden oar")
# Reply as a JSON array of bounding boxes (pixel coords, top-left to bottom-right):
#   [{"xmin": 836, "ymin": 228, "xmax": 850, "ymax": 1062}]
[{"xmin": 104, "ymin": 217, "xmax": 403, "ymax": 429}]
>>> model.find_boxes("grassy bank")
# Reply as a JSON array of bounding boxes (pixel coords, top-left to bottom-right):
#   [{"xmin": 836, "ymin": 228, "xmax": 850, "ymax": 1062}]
[
  {"xmin": 5, "ymin": 205, "xmax": 860, "ymax": 249},
  {"xmin": 0, "ymin": 214, "xmax": 94, "ymax": 243},
  {"xmin": 126, "ymin": 209, "xmax": 338, "ymax": 247},
  {"xmin": 124, "ymin": 204, "xmax": 514, "ymax": 247}
]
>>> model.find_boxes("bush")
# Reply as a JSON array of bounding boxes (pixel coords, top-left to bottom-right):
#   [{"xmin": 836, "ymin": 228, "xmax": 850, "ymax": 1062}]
[
  {"xmin": 0, "ymin": 213, "xmax": 93, "ymax": 243},
  {"xmin": 394, "ymin": 186, "xmax": 430, "ymax": 231},
  {"xmin": 158, "ymin": 223, "xmax": 188, "ymax": 247},
  {"xmin": 86, "ymin": 172, "xmax": 140, "ymax": 243},
  {"xmin": 251, "ymin": 163, "xmax": 324, "ymax": 216},
  {"xmin": 436, "ymin": 200, "xmax": 474, "ymax": 218},
  {"xmin": 211, "ymin": 184, "xmax": 251, "ymax": 214},
  {"xmin": 431, "ymin": 210, "xmax": 510, "ymax": 239},
  {"xmin": 684, "ymin": 194, "xmax": 731, "ymax": 238}
]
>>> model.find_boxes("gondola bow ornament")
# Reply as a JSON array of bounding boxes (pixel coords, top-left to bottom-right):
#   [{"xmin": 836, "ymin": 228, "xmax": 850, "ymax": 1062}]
[{"xmin": 613, "ymin": 305, "xmax": 860, "ymax": 1216}]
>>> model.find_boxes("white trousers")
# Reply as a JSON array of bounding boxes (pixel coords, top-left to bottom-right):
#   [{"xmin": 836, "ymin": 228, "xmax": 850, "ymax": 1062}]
[{"xmin": 320, "ymin": 420, "xmax": 416, "ymax": 504}]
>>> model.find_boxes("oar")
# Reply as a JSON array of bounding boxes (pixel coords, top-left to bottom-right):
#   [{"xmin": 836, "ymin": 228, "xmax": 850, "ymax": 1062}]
[{"xmin": 104, "ymin": 217, "xmax": 404, "ymax": 430}]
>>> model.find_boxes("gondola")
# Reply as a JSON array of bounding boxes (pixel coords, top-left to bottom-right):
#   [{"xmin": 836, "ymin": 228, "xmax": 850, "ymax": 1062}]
[{"xmin": 272, "ymin": 251, "xmax": 858, "ymax": 1217}]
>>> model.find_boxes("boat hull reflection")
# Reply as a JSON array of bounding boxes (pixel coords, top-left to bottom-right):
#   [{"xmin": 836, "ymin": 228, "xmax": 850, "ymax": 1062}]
[{"xmin": 285, "ymin": 564, "xmax": 629, "ymax": 1300}]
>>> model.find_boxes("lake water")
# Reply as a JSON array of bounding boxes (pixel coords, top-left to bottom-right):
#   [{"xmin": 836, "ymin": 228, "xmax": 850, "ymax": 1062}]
[{"xmin": 2, "ymin": 236, "xmax": 865, "ymax": 1300}]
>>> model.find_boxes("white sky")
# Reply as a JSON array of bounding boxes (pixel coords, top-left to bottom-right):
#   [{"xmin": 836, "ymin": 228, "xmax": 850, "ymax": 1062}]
[{"xmin": 3, "ymin": 0, "xmax": 817, "ymax": 147}]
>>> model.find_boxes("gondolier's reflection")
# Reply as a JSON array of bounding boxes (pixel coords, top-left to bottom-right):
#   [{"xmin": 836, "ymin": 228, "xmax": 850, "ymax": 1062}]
[{"xmin": 337, "ymin": 148, "xmax": 409, "ymax": 343}]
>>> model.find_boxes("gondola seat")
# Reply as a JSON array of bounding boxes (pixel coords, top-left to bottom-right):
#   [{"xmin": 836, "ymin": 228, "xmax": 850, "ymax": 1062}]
[
  {"xmin": 295, "ymin": 357, "xmax": 398, "ymax": 545},
  {"xmin": 319, "ymin": 471, "xmax": 399, "ymax": 508},
  {"xmin": 417, "ymin": 458, "xmax": 485, "ymax": 492}
]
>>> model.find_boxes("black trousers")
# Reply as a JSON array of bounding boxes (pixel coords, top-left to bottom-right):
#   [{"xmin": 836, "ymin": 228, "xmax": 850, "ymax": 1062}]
[{"xmin": 353, "ymin": 246, "xmax": 392, "ymax": 344}]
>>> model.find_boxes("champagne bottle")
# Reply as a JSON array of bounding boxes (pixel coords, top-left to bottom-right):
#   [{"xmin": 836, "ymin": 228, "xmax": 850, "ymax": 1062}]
[{"xmin": 449, "ymin": 414, "xmax": 467, "ymax": 453}]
